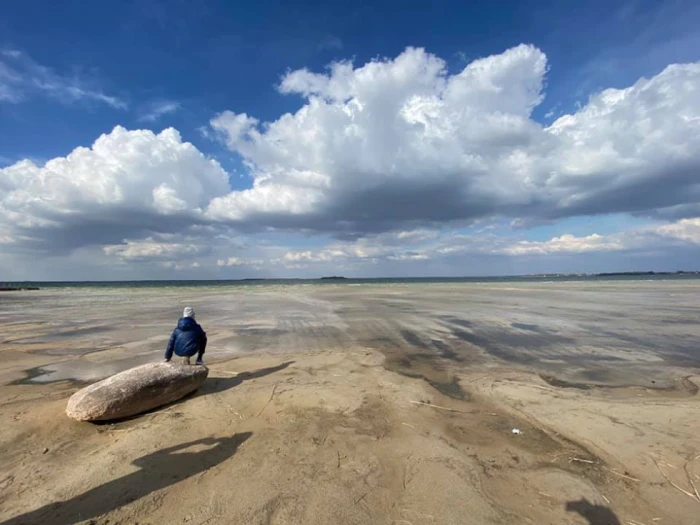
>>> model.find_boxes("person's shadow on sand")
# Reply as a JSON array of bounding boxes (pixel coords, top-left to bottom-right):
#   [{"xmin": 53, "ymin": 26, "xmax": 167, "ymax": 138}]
[
  {"xmin": 197, "ymin": 360, "xmax": 295, "ymax": 396},
  {"xmin": 1, "ymin": 433, "xmax": 252, "ymax": 525},
  {"xmin": 566, "ymin": 497, "xmax": 621, "ymax": 525}
]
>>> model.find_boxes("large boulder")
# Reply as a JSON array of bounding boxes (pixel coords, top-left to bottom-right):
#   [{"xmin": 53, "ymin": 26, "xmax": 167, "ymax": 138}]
[{"xmin": 66, "ymin": 362, "xmax": 209, "ymax": 421}]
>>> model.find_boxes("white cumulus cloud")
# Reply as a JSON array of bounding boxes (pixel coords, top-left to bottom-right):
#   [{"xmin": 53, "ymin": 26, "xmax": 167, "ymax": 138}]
[
  {"xmin": 0, "ymin": 126, "xmax": 230, "ymax": 253},
  {"xmin": 503, "ymin": 234, "xmax": 624, "ymax": 255},
  {"xmin": 3, "ymin": 44, "xmax": 700, "ymax": 278},
  {"xmin": 653, "ymin": 217, "xmax": 700, "ymax": 244},
  {"xmin": 104, "ymin": 238, "xmax": 208, "ymax": 262},
  {"xmin": 207, "ymin": 45, "xmax": 700, "ymax": 236}
]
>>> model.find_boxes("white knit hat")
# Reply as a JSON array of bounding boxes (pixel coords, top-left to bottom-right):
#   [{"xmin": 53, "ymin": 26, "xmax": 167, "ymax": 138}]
[{"xmin": 183, "ymin": 306, "xmax": 195, "ymax": 319}]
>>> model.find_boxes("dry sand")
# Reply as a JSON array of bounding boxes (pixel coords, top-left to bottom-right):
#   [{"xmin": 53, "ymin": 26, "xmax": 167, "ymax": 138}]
[{"xmin": 1, "ymin": 281, "xmax": 699, "ymax": 524}]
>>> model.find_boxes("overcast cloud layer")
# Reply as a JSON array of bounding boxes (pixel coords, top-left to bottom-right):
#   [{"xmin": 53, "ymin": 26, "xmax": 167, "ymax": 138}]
[{"xmin": 2, "ymin": 45, "xmax": 700, "ymax": 278}]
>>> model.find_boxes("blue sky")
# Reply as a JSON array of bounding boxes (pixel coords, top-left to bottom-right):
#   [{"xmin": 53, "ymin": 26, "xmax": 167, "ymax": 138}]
[
  {"xmin": 1, "ymin": 0, "xmax": 700, "ymax": 279},
  {"xmin": 3, "ymin": 0, "xmax": 697, "ymax": 163}
]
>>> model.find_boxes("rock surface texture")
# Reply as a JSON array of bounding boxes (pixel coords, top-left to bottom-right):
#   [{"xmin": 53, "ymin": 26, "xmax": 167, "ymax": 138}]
[{"xmin": 66, "ymin": 362, "xmax": 209, "ymax": 421}]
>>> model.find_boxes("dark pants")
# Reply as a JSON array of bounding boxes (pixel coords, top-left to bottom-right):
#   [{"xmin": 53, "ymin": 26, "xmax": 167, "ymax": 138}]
[{"xmin": 175, "ymin": 340, "xmax": 206, "ymax": 361}]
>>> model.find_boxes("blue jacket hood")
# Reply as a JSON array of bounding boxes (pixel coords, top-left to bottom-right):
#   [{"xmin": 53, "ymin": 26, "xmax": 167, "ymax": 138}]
[{"xmin": 177, "ymin": 317, "xmax": 198, "ymax": 331}]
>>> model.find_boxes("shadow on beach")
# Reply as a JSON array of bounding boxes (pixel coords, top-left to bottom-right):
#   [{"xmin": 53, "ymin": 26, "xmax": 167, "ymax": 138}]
[
  {"xmin": 566, "ymin": 497, "xmax": 621, "ymax": 525},
  {"xmin": 198, "ymin": 360, "xmax": 295, "ymax": 396},
  {"xmin": 1, "ymin": 433, "xmax": 252, "ymax": 525}
]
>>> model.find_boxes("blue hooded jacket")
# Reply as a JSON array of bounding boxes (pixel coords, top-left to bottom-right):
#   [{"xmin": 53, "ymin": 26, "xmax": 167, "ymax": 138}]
[{"xmin": 165, "ymin": 317, "xmax": 207, "ymax": 359}]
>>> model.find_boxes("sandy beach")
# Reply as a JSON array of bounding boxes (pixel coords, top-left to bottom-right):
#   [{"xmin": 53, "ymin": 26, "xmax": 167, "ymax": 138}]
[{"xmin": 1, "ymin": 281, "xmax": 699, "ymax": 524}]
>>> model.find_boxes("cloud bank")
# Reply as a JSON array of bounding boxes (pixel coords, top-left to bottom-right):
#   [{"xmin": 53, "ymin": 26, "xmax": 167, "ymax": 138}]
[
  {"xmin": 2, "ymin": 44, "xmax": 700, "ymax": 276},
  {"xmin": 208, "ymin": 44, "xmax": 700, "ymax": 235},
  {"xmin": 0, "ymin": 126, "xmax": 229, "ymax": 253}
]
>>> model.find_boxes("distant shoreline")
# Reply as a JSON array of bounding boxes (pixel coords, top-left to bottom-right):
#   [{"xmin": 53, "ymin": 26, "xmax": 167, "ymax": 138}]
[{"xmin": 3, "ymin": 271, "xmax": 700, "ymax": 289}]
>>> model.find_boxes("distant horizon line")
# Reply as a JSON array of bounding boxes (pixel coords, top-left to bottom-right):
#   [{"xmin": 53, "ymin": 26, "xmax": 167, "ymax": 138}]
[{"xmin": 3, "ymin": 270, "xmax": 700, "ymax": 283}]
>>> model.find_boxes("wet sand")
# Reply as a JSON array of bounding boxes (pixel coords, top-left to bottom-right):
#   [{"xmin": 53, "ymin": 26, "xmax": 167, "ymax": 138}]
[{"xmin": 1, "ymin": 282, "xmax": 699, "ymax": 524}]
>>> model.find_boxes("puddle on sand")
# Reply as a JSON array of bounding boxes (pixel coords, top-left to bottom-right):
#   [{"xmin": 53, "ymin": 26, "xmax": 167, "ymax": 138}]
[
  {"xmin": 400, "ymin": 329, "xmax": 431, "ymax": 349},
  {"xmin": 511, "ymin": 322, "xmax": 540, "ymax": 332},
  {"xmin": 28, "ymin": 346, "xmax": 114, "ymax": 357},
  {"xmin": 539, "ymin": 370, "xmax": 696, "ymax": 394},
  {"xmin": 13, "ymin": 326, "xmax": 112, "ymax": 344},
  {"xmin": 425, "ymin": 378, "xmax": 469, "ymax": 400},
  {"xmin": 439, "ymin": 316, "xmax": 473, "ymax": 329},
  {"xmin": 14, "ymin": 346, "xmax": 243, "ymax": 385},
  {"xmin": 379, "ymin": 348, "xmax": 472, "ymax": 401},
  {"xmin": 13, "ymin": 354, "xmax": 160, "ymax": 385}
]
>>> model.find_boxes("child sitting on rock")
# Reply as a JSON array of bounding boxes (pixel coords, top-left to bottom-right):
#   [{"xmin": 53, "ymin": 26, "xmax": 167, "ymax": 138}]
[{"xmin": 165, "ymin": 307, "xmax": 207, "ymax": 365}]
